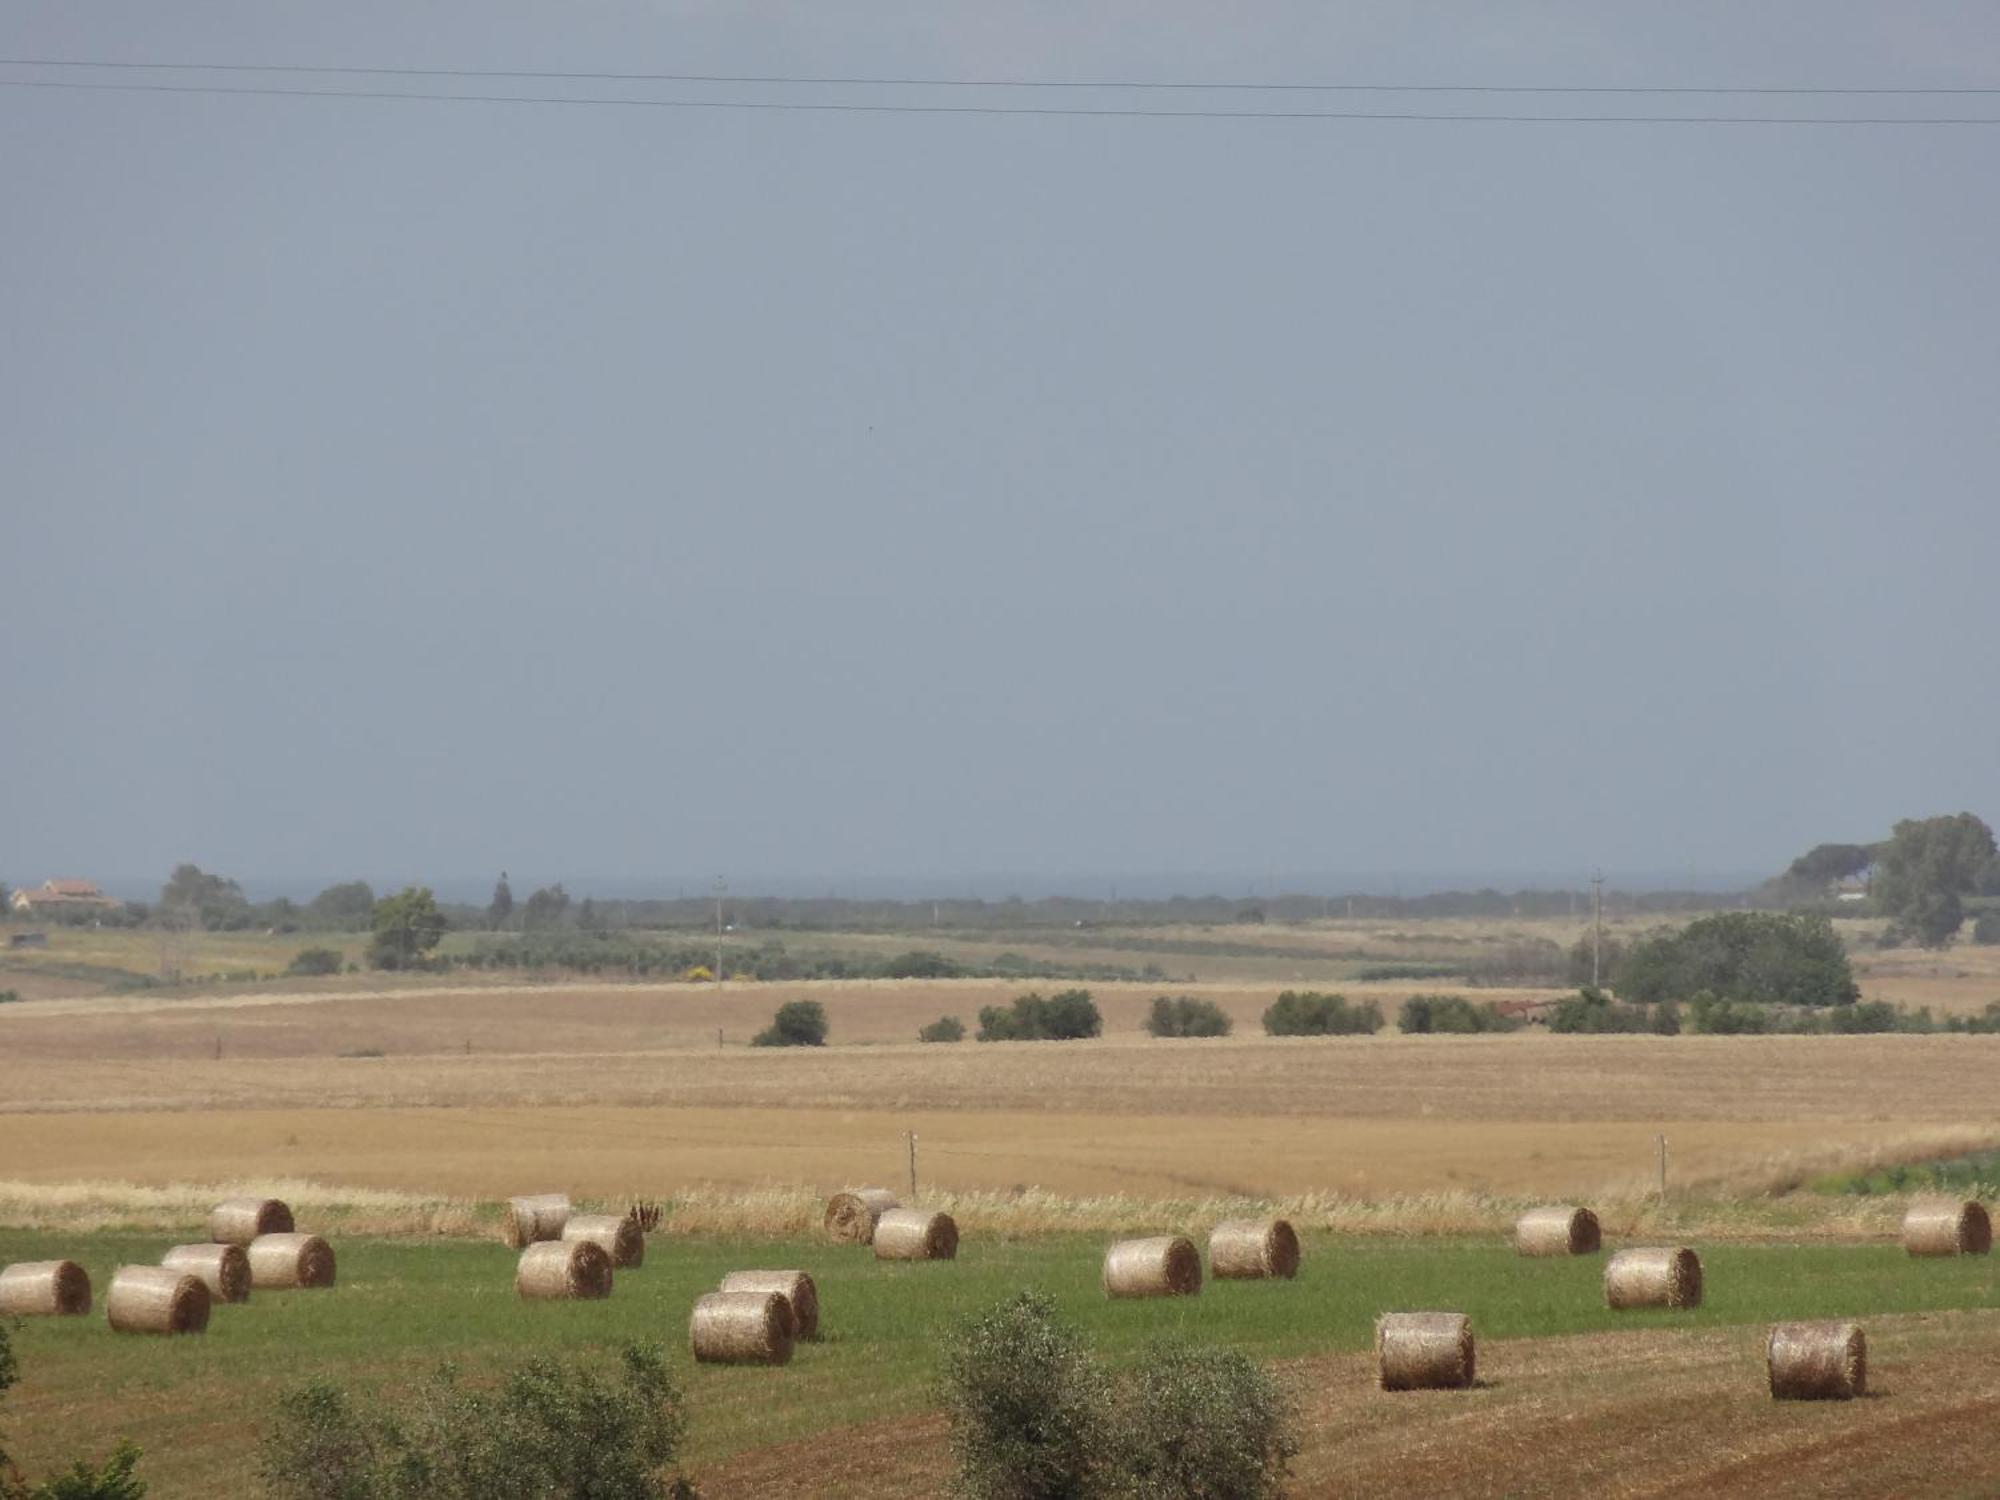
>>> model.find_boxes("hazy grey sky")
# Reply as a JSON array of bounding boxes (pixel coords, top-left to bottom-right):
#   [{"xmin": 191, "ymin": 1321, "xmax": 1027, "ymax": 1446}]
[{"xmin": 3, "ymin": 3, "xmax": 1996, "ymax": 896}]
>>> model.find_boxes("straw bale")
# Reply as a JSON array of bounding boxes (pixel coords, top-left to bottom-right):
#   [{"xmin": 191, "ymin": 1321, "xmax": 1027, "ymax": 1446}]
[
  {"xmin": 1208, "ymin": 1218, "xmax": 1300, "ymax": 1280},
  {"xmin": 162, "ymin": 1243, "xmax": 252, "ymax": 1304},
  {"xmin": 0, "ymin": 1260, "xmax": 91, "ymax": 1317},
  {"xmin": 719, "ymin": 1269, "xmax": 819, "ymax": 1340},
  {"xmin": 1604, "ymin": 1246, "xmax": 1703, "ymax": 1309},
  {"xmin": 502, "ymin": 1193, "xmax": 572, "ymax": 1250},
  {"xmin": 516, "ymin": 1238, "xmax": 613, "ymax": 1301},
  {"xmin": 562, "ymin": 1213, "xmax": 645, "ymax": 1270},
  {"xmin": 1768, "ymin": 1321, "xmax": 1867, "ymax": 1400},
  {"xmin": 209, "ymin": 1197, "xmax": 294, "ymax": 1246},
  {"xmin": 1514, "ymin": 1205, "xmax": 1601, "ymax": 1257},
  {"xmin": 1902, "ymin": 1199, "xmax": 1992, "ymax": 1257},
  {"xmin": 824, "ymin": 1188, "xmax": 899, "ymax": 1245},
  {"xmin": 690, "ymin": 1290, "xmax": 794, "ymax": 1366},
  {"xmin": 1103, "ymin": 1236, "xmax": 1202, "ymax": 1299},
  {"xmin": 247, "ymin": 1233, "xmax": 337, "ymax": 1290},
  {"xmin": 106, "ymin": 1266, "xmax": 210, "ymax": 1335},
  {"xmin": 872, "ymin": 1208, "xmax": 959, "ymax": 1261},
  {"xmin": 1377, "ymin": 1312, "xmax": 1475, "ymax": 1390}
]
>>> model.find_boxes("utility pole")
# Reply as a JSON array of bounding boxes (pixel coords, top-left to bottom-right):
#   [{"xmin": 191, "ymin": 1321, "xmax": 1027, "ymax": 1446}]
[
  {"xmin": 713, "ymin": 876, "xmax": 725, "ymax": 985},
  {"xmin": 1591, "ymin": 869, "xmax": 1605, "ymax": 989}
]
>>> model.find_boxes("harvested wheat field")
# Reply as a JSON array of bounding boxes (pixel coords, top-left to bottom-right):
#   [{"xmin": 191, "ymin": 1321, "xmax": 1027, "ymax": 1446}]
[{"xmin": 704, "ymin": 1311, "xmax": 2000, "ymax": 1499}]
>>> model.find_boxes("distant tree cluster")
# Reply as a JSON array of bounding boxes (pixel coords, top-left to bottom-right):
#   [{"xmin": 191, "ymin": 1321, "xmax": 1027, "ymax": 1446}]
[
  {"xmin": 1396, "ymin": 993, "xmax": 1521, "ymax": 1034},
  {"xmin": 1613, "ymin": 912, "xmax": 1857, "ymax": 1008},
  {"xmin": 1145, "ymin": 996, "xmax": 1233, "ymax": 1038},
  {"xmin": 1260, "ymin": 991, "xmax": 1383, "ymax": 1036},
  {"xmin": 1873, "ymin": 813, "xmax": 1998, "ymax": 947},
  {"xmin": 976, "ymin": 990, "xmax": 1102, "ymax": 1042}
]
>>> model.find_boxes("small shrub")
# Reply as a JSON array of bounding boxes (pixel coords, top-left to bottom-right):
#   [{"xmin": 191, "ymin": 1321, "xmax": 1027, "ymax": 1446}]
[
  {"xmin": 260, "ymin": 1344, "xmax": 690, "ymax": 1500},
  {"xmin": 1972, "ymin": 912, "xmax": 2000, "ymax": 945},
  {"xmin": 940, "ymin": 1293, "xmax": 1115, "ymax": 1500},
  {"xmin": 286, "ymin": 948, "xmax": 344, "ymax": 978},
  {"xmin": 26, "ymin": 1442, "xmax": 148, "ymax": 1500},
  {"xmin": 1119, "ymin": 1340, "xmax": 1296, "ymax": 1500},
  {"xmin": 0, "ymin": 990, "xmax": 18, "ymax": 1005},
  {"xmin": 1260, "ymin": 991, "xmax": 1382, "ymax": 1036},
  {"xmin": 1397, "ymin": 993, "xmax": 1520, "ymax": 1034},
  {"xmin": 919, "ymin": 1015, "xmax": 966, "ymax": 1043},
  {"xmin": 1547, "ymin": 987, "xmax": 1653, "ymax": 1034},
  {"xmin": 751, "ymin": 1000, "xmax": 827, "ymax": 1048},
  {"xmin": 1146, "ymin": 997, "xmax": 1232, "ymax": 1038},
  {"xmin": 886, "ymin": 950, "xmax": 963, "ymax": 979}
]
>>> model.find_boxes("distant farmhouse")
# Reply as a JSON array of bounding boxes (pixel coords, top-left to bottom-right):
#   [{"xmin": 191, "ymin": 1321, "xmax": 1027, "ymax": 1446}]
[{"xmin": 10, "ymin": 878, "xmax": 121, "ymax": 915}]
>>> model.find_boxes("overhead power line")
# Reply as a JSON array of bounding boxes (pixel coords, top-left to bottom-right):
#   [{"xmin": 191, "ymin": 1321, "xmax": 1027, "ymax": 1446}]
[
  {"xmin": 3, "ymin": 56, "xmax": 1998, "ymax": 95},
  {"xmin": 2, "ymin": 75, "xmax": 1997, "ymax": 124}
]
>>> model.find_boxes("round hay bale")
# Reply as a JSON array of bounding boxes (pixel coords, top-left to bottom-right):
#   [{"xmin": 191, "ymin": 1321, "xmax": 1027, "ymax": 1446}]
[
  {"xmin": 1377, "ymin": 1312, "xmax": 1475, "ymax": 1390},
  {"xmin": 209, "ymin": 1197, "xmax": 294, "ymax": 1246},
  {"xmin": 872, "ymin": 1209, "xmax": 958, "ymax": 1261},
  {"xmin": 516, "ymin": 1238, "xmax": 613, "ymax": 1301},
  {"xmin": 502, "ymin": 1193, "xmax": 572, "ymax": 1250},
  {"xmin": 690, "ymin": 1290, "xmax": 794, "ymax": 1366},
  {"xmin": 247, "ymin": 1233, "xmax": 337, "ymax": 1290},
  {"xmin": 0, "ymin": 1260, "xmax": 91, "ymax": 1318},
  {"xmin": 162, "ymin": 1243, "xmax": 253, "ymax": 1304},
  {"xmin": 105, "ymin": 1266, "xmax": 210, "ymax": 1335},
  {"xmin": 1208, "ymin": 1218, "xmax": 1300, "ymax": 1280},
  {"xmin": 1902, "ymin": 1199, "xmax": 1992, "ymax": 1258},
  {"xmin": 824, "ymin": 1188, "xmax": 899, "ymax": 1245},
  {"xmin": 1514, "ymin": 1205, "xmax": 1601, "ymax": 1257},
  {"xmin": 1604, "ymin": 1246, "xmax": 1703, "ymax": 1309},
  {"xmin": 718, "ymin": 1270, "xmax": 819, "ymax": 1340},
  {"xmin": 1103, "ymin": 1236, "xmax": 1202, "ymax": 1299},
  {"xmin": 562, "ymin": 1213, "xmax": 645, "ymax": 1270},
  {"xmin": 1768, "ymin": 1321, "xmax": 1867, "ymax": 1401}
]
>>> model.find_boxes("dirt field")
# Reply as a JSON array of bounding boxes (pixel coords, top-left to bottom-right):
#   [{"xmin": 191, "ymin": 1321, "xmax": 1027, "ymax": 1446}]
[{"xmin": 706, "ymin": 1311, "xmax": 2000, "ymax": 1499}]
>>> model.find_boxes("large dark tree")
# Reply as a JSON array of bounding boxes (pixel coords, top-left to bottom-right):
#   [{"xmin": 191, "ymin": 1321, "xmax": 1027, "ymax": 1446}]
[
  {"xmin": 368, "ymin": 887, "xmax": 447, "ymax": 970},
  {"xmin": 1874, "ymin": 813, "xmax": 1997, "ymax": 947},
  {"xmin": 159, "ymin": 863, "xmax": 252, "ymax": 929},
  {"xmin": 307, "ymin": 881, "xmax": 376, "ymax": 930},
  {"xmin": 488, "ymin": 871, "xmax": 515, "ymax": 928},
  {"xmin": 1613, "ymin": 912, "xmax": 1858, "ymax": 1007}
]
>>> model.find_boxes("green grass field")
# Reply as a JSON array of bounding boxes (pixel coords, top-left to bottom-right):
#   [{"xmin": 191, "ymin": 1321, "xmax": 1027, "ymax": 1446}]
[{"xmin": 3, "ymin": 1228, "xmax": 1997, "ymax": 1497}]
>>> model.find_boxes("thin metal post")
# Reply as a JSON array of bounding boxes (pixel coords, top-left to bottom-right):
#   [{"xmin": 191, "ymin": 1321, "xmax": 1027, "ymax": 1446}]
[
  {"xmin": 907, "ymin": 1131, "xmax": 918, "ymax": 1199},
  {"xmin": 1657, "ymin": 1133, "xmax": 1668, "ymax": 1199}
]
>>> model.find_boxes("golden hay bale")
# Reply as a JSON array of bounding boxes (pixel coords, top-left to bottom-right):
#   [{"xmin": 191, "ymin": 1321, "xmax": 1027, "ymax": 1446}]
[
  {"xmin": 1377, "ymin": 1312, "xmax": 1475, "ymax": 1390},
  {"xmin": 872, "ymin": 1209, "xmax": 959, "ymax": 1262},
  {"xmin": 502, "ymin": 1193, "xmax": 572, "ymax": 1250},
  {"xmin": 516, "ymin": 1238, "xmax": 613, "ymax": 1300},
  {"xmin": 719, "ymin": 1270, "xmax": 820, "ymax": 1340},
  {"xmin": 1768, "ymin": 1321, "xmax": 1867, "ymax": 1401},
  {"xmin": 209, "ymin": 1197, "xmax": 294, "ymax": 1246},
  {"xmin": 0, "ymin": 1260, "xmax": 92, "ymax": 1317},
  {"xmin": 1208, "ymin": 1219, "xmax": 1300, "ymax": 1280},
  {"xmin": 1902, "ymin": 1199, "xmax": 1992, "ymax": 1257},
  {"xmin": 247, "ymin": 1233, "xmax": 337, "ymax": 1290},
  {"xmin": 824, "ymin": 1188, "xmax": 900, "ymax": 1245},
  {"xmin": 1604, "ymin": 1246, "xmax": 1703, "ymax": 1309},
  {"xmin": 1103, "ymin": 1236, "xmax": 1202, "ymax": 1299},
  {"xmin": 562, "ymin": 1213, "xmax": 646, "ymax": 1270},
  {"xmin": 1514, "ymin": 1205, "xmax": 1602, "ymax": 1257},
  {"xmin": 162, "ymin": 1243, "xmax": 252, "ymax": 1304},
  {"xmin": 690, "ymin": 1290, "xmax": 795, "ymax": 1366},
  {"xmin": 105, "ymin": 1266, "xmax": 210, "ymax": 1335}
]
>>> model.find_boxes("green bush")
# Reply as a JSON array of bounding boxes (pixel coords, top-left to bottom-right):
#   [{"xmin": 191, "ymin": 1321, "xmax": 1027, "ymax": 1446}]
[
  {"xmin": 885, "ymin": 950, "xmax": 963, "ymax": 978},
  {"xmin": 1613, "ymin": 912, "xmax": 1857, "ymax": 1008},
  {"xmin": 0, "ymin": 990, "xmax": 18, "ymax": 1005},
  {"xmin": 919, "ymin": 1014, "xmax": 966, "ymax": 1043},
  {"xmin": 940, "ymin": 1296, "xmax": 1297, "ymax": 1500},
  {"xmin": 1397, "ymin": 993, "xmax": 1520, "ymax": 1034},
  {"xmin": 1546, "ymin": 988, "xmax": 1653, "ymax": 1034},
  {"xmin": 1260, "ymin": 991, "xmax": 1383, "ymax": 1036},
  {"xmin": 941, "ymin": 1292, "xmax": 1116, "ymax": 1500},
  {"xmin": 1972, "ymin": 912, "xmax": 2000, "ymax": 945},
  {"xmin": 1146, "ymin": 996, "xmax": 1232, "ymax": 1038},
  {"xmin": 977, "ymin": 990, "xmax": 1101, "ymax": 1042},
  {"xmin": 285, "ymin": 947, "xmax": 344, "ymax": 978},
  {"xmin": 1118, "ymin": 1339, "xmax": 1296, "ymax": 1500},
  {"xmin": 752, "ymin": 1000, "xmax": 828, "ymax": 1047},
  {"xmin": 259, "ymin": 1344, "xmax": 690, "ymax": 1500}
]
